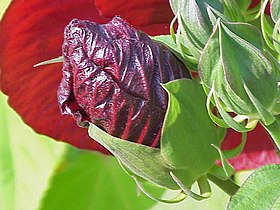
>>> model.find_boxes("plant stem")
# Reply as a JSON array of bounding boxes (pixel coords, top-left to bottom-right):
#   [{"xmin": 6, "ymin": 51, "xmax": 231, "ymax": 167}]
[
  {"xmin": 207, "ymin": 174, "xmax": 239, "ymax": 196},
  {"xmin": 262, "ymin": 115, "xmax": 280, "ymax": 150}
]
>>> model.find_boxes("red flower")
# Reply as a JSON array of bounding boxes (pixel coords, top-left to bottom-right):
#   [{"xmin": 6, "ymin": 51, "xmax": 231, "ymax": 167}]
[{"xmin": 0, "ymin": 0, "xmax": 279, "ymax": 170}]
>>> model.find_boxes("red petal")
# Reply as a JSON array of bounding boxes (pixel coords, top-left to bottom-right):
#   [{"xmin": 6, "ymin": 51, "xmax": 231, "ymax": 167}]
[
  {"xmin": 95, "ymin": 0, "xmax": 173, "ymax": 35},
  {"xmin": 222, "ymin": 124, "xmax": 280, "ymax": 171},
  {"xmin": 249, "ymin": 0, "xmax": 260, "ymax": 8},
  {"xmin": 249, "ymin": 0, "xmax": 270, "ymax": 15},
  {"xmin": 0, "ymin": 0, "xmax": 110, "ymax": 153}
]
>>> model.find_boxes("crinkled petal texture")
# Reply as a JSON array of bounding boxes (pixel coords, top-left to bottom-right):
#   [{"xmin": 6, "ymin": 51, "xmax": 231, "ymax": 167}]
[
  {"xmin": 0, "ymin": 0, "xmax": 279, "ymax": 170},
  {"xmin": 59, "ymin": 17, "xmax": 190, "ymax": 147}
]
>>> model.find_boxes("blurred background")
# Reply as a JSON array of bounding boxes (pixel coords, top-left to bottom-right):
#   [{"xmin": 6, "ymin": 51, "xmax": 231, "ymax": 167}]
[{"xmin": 0, "ymin": 1, "xmax": 250, "ymax": 209}]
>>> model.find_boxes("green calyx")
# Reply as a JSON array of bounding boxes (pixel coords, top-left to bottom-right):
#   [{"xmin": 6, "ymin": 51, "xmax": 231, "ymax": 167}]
[
  {"xmin": 169, "ymin": 0, "xmax": 223, "ymax": 67},
  {"xmin": 198, "ymin": 19, "xmax": 280, "ymax": 130},
  {"xmin": 88, "ymin": 79, "xmax": 233, "ymax": 203},
  {"xmin": 85, "ymin": 1, "xmax": 280, "ymax": 203}
]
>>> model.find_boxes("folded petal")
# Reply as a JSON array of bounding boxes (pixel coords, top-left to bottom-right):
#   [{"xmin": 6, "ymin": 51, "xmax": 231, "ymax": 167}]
[{"xmin": 95, "ymin": 0, "xmax": 173, "ymax": 35}]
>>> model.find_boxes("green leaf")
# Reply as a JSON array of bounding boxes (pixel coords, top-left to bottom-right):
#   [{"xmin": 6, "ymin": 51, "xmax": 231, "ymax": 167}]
[
  {"xmin": 243, "ymin": 83, "xmax": 275, "ymax": 125},
  {"xmin": 161, "ymin": 79, "xmax": 222, "ymax": 174},
  {"xmin": 272, "ymin": 18, "xmax": 280, "ymax": 53},
  {"xmin": 261, "ymin": 0, "xmax": 275, "ymax": 49},
  {"xmin": 88, "ymin": 123, "xmax": 179, "ymax": 189},
  {"xmin": 222, "ymin": 0, "xmax": 245, "ymax": 21},
  {"xmin": 213, "ymin": 90, "xmax": 253, "ymax": 132},
  {"xmin": 228, "ymin": 164, "xmax": 280, "ymax": 210},
  {"xmin": 206, "ymin": 4, "xmax": 229, "ymax": 26},
  {"xmin": 39, "ymin": 150, "xmax": 159, "ymax": 210},
  {"xmin": 271, "ymin": 0, "xmax": 280, "ymax": 24}
]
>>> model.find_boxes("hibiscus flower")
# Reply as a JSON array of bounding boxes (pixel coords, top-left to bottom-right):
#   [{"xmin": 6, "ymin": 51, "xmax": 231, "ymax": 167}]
[{"xmin": 0, "ymin": 0, "xmax": 279, "ymax": 170}]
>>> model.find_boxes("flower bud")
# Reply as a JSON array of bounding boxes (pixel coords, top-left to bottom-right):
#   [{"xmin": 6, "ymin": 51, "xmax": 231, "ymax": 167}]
[
  {"xmin": 169, "ymin": 0, "xmax": 223, "ymax": 59},
  {"xmin": 199, "ymin": 20, "xmax": 280, "ymax": 130},
  {"xmin": 58, "ymin": 17, "xmax": 190, "ymax": 147}
]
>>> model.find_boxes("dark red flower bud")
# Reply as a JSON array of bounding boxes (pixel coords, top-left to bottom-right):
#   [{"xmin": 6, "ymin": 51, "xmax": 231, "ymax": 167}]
[{"xmin": 58, "ymin": 17, "xmax": 190, "ymax": 147}]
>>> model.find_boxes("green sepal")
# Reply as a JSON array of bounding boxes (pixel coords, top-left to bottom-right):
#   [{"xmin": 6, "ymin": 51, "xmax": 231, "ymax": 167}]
[
  {"xmin": 88, "ymin": 123, "xmax": 179, "ymax": 189},
  {"xmin": 118, "ymin": 161, "xmax": 187, "ymax": 204},
  {"xmin": 151, "ymin": 35, "xmax": 197, "ymax": 70},
  {"xmin": 132, "ymin": 177, "xmax": 187, "ymax": 204},
  {"xmin": 209, "ymin": 131, "xmax": 247, "ymax": 180},
  {"xmin": 223, "ymin": 132, "xmax": 247, "ymax": 159},
  {"xmin": 271, "ymin": 0, "xmax": 280, "ymax": 54},
  {"xmin": 261, "ymin": 0, "xmax": 275, "ymax": 50},
  {"xmin": 213, "ymin": 90, "xmax": 254, "ymax": 132},
  {"xmin": 207, "ymin": 173, "xmax": 239, "ymax": 196},
  {"xmin": 199, "ymin": 19, "xmax": 279, "ymax": 127},
  {"xmin": 169, "ymin": 0, "xmax": 223, "ymax": 59},
  {"xmin": 222, "ymin": 0, "xmax": 246, "ymax": 21},
  {"xmin": 151, "ymin": 35, "xmax": 185, "ymax": 64},
  {"xmin": 272, "ymin": 19, "xmax": 280, "ymax": 53},
  {"xmin": 244, "ymin": 3, "xmax": 261, "ymax": 22},
  {"xmin": 209, "ymin": 164, "xmax": 230, "ymax": 180},
  {"xmin": 206, "ymin": 86, "xmax": 230, "ymax": 128},
  {"xmin": 196, "ymin": 175, "xmax": 212, "ymax": 198},
  {"xmin": 221, "ymin": 0, "xmax": 258, "ymax": 22},
  {"xmin": 33, "ymin": 56, "xmax": 64, "ymax": 67},
  {"xmin": 211, "ymin": 144, "xmax": 235, "ymax": 179},
  {"xmin": 161, "ymin": 79, "xmax": 222, "ymax": 174},
  {"xmin": 243, "ymin": 84, "xmax": 275, "ymax": 125},
  {"xmin": 169, "ymin": 15, "xmax": 199, "ymax": 70},
  {"xmin": 206, "ymin": 4, "xmax": 230, "ymax": 26},
  {"xmin": 170, "ymin": 172, "xmax": 211, "ymax": 201},
  {"xmin": 271, "ymin": 0, "xmax": 280, "ymax": 24}
]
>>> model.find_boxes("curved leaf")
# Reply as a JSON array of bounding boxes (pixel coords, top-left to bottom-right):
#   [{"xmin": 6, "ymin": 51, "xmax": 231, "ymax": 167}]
[
  {"xmin": 228, "ymin": 164, "xmax": 280, "ymax": 210},
  {"xmin": 271, "ymin": 0, "xmax": 280, "ymax": 24},
  {"xmin": 161, "ymin": 79, "xmax": 221, "ymax": 173}
]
